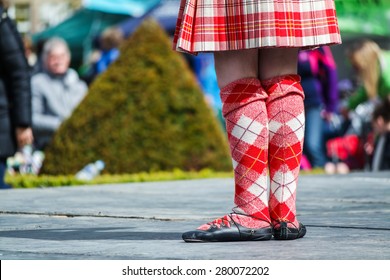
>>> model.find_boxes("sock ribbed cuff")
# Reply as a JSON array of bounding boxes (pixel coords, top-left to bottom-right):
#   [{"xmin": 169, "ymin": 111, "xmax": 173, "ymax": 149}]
[
  {"xmin": 220, "ymin": 77, "xmax": 267, "ymax": 117},
  {"xmin": 261, "ymin": 74, "xmax": 304, "ymax": 103}
]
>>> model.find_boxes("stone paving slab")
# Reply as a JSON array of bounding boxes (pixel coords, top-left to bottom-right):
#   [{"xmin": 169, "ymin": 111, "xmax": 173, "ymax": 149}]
[{"xmin": 0, "ymin": 171, "xmax": 389, "ymax": 260}]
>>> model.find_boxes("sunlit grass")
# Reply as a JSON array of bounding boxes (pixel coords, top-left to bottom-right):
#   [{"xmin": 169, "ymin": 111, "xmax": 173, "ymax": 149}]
[
  {"xmin": 5, "ymin": 167, "xmax": 325, "ymax": 189},
  {"xmin": 5, "ymin": 169, "xmax": 234, "ymax": 189}
]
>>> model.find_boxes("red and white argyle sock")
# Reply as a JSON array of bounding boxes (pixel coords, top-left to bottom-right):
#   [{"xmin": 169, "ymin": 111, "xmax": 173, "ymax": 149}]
[
  {"xmin": 262, "ymin": 74, "xmax": 305, "ymax": 228},
  {"xmin": 203, "ymin": 78, "xmax": 271, "ymax": 229},
  {"xmin": 198, "ymin": 78, "xmax": 271, "ymax": 230}
]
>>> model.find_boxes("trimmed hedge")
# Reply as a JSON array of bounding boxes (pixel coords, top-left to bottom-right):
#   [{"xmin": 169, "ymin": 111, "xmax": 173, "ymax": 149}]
[{"xmin": 41, "ymin": 19, "xmax": 232, "ymax": 175}]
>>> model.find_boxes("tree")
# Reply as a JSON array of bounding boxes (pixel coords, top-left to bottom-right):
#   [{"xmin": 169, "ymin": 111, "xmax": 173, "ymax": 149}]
[{"xmin": 41, "ymin": 19, "xmax": 232, "ymax": 175}]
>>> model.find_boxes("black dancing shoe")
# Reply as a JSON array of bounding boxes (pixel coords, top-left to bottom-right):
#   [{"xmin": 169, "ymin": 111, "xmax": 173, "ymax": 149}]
[
  {"xmin": 182, "ymin": 214, "xmax": 273, "ymax": 242},
  {"xmin": 273, "ymin": 221, "xmax": 306, "ymax": 240}
]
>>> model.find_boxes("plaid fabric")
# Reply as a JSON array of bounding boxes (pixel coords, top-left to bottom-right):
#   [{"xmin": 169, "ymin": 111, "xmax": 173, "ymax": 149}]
[{"xmin": 173, "ymin": 0, "xmax": 341, "ymax": 54}]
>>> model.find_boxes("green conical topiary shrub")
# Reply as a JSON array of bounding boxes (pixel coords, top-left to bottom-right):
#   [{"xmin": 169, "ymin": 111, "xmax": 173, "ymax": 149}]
[{"xmin": 41, "ymin": 19, "xmax": 232, "ymax": 175}]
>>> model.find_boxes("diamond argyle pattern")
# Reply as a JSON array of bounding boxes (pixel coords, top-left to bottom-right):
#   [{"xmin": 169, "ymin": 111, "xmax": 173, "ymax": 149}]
[
  {"xmin": 220, "ymin": 78, "xmax": 271, "ymax": 228},
  {"xmin": 263, "ymin": 75, "xmax": 305, "ymax": 227}
]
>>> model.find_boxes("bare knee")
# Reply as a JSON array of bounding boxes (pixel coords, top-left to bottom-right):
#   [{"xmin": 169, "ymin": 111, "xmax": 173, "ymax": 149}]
[
  {"xmin": 258, "ymin": 48, "xmax": 300, "ymax": 80},
  {"xmin": 214, "ymin": 49, "xmax": 258, "ymax": 88}
]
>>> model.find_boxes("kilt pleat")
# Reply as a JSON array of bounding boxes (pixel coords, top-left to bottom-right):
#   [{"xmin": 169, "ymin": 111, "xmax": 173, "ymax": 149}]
[{"xmin": 173, "ymin": 0, "xmax": 342, "ymax": 54}]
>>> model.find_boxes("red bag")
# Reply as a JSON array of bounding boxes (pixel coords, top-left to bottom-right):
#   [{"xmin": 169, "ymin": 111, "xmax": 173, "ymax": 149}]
[{"xmin": 326, "ymin": 134, "xmax": 359, "ymax": 161}]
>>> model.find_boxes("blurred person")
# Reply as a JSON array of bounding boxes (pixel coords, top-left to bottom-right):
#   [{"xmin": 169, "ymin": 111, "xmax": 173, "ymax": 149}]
[
  {"xmin": 365, "ymin": 96, "xmax": 390, "ymax": 171},
  {"xmin": 0, "ymin": 1, "xmax": 34, "ymax": 189},
  {"xmin": 82, "ymin": 27, "xmax": 124, "ymax": 84},
  {"xmin": 298, "ymin": 46, "xmax": 339, "ymax": 169},
  {"xmin": 328, "ymin": 40, "xmax": 390, "ymax": 173},
  {"xmin": 31, "ymin": 37, "xmax": 88, "ymax": 150},
  {"xmin": 174, "ymin": 0, "xmax": 341, "ymax": 242},
  {"xmin": 22, "ymin": 35, "xmax": 38, "ymax": 72},
  {"xmin": 94, "ymin": 27, "xmax": 124, "ymax": 75},
  {"xmin": 345, "ymin": 39, "xmax": 390, "ymax": 111}
]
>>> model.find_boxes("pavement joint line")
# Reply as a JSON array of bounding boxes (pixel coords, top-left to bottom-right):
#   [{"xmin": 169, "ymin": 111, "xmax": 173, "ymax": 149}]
[
  {"xmin": 0, "ymin": 250, "xmax": 106, "ymax": 258},
  {"xmin": 335, "ymin": 200, "xmax": 390, "ymax": 205},
  {"xmin": 1, "ymin": 211, "xmax": 389, "ymax": 231},
  {"xmin": 350, "ymin": 177, "xmax": 390, "ymax": 183},
  {"xmin": 306, "ymin": 224, "xmax": 390, "ymax": 231},
  {"xmin": 0, "ymin": 211, "xmax": 184, "ymax": 222}
]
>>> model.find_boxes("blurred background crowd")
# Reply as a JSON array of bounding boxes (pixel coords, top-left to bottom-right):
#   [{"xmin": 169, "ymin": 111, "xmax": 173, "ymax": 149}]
[{"xmin": 1, "ymin": 0, "xmax": 390, "ymax": 189}]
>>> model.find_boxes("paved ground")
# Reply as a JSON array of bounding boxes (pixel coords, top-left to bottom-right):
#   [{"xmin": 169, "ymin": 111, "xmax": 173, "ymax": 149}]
[{"xmin": 0, "ymin": 171, "xmax": 389, "ymax": 260}]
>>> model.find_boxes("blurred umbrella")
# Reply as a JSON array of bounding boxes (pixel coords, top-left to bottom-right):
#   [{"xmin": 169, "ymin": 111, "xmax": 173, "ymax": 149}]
[
  {"xmin": 32, "ymin": 0, "xmax": 162, "ymax": 68},
  {"xmin": 32, "ymin": 9, "xmax": 129, "ymax": 68},
  {"xmin": 118, "ymin": 0, "xmax": 179, "ymax": 37},
  {"xmin": 82, "ymin": 0, "xmax": 161, "ymax": 17}
]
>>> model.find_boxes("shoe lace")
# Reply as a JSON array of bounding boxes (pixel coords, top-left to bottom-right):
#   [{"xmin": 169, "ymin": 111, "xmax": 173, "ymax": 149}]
[
  {"xmin": 273, "ymin": 219, "xmax": 298, "ymax": 229},
  {"xmin": 208, "ymin": 215, "xmax": 231, "ymax": 228}
]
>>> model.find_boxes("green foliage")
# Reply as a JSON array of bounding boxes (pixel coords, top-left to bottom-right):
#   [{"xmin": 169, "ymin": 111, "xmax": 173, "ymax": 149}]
[{"xmin": 41, "ymin": 19, "xmax": 231, "ymax": 175}]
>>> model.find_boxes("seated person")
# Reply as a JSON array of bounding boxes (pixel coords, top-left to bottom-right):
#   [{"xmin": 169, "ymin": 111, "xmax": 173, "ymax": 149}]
[
  {"xmin": 82, "ymin": 27, "xmax": 124, "ymax": 84},
  {"xmin": 94, "ymin": 27, "xmax": 123, "ymax": 75},
  {"xmin": 366, "ymin": 96, "xmax": 390, "ymax": 171},
  {"xmin": 345, "ymin": 39, "xmax": 390, "ymax": 111},
  {"xmin": 32, "ymin": 37, "xmax": 87, "ymax": 150}
]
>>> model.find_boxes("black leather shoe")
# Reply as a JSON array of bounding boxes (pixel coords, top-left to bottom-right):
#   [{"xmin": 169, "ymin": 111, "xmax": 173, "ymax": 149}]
[
  {"xmin": 182, "ymin": 214, "xmax": 273, "ymax": 242},
  {"xmin": 273, "ymin": 221, "xmax": 306, "ymax": 240}
]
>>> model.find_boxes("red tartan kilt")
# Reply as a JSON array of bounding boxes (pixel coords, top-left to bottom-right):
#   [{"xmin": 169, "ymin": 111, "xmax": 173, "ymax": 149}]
[{"xmin": 173, "ymin": 0, "xmax": 342, "ymax": 54}]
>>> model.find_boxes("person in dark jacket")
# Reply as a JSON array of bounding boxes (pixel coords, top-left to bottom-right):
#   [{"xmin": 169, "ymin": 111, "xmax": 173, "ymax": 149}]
[
  {"xmin": 366, "ymin": 96, "xmax": 390, "ymax": 171},
  {"xmin": 0, "ymin": 2, "xmax": 34, "ymax": 189}
]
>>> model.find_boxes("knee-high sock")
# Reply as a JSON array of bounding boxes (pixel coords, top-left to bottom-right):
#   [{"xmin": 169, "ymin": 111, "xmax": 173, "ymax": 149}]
[
  {"xmin": 219, "ymin": 78, "xmax": 271, "ymax": 228},
  {"xmin": 262, "ymin": 75, "xmax": 305, "ymax": 227}
]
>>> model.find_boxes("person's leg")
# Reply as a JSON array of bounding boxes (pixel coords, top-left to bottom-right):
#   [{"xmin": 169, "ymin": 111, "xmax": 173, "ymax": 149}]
[
  {"xmin": 182, "ymin": 50, "xmax": 272, "ymax": 242},
  {"xmin": 214, "ymin": 49, "xmax": 259, "ymax": 89},
  {"xmin": 259, "ymin": 48, "xmax": 306, "ymax": 240},
  {"xmin": 304, "ymin": 106, "xmax": 327, "ymax": 168},
  {"xmin": 0, "ymin": 158, "xmax": 12, "ymax": 189}
]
